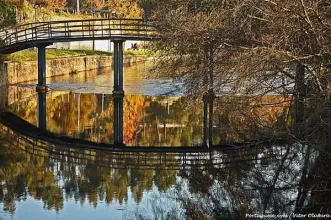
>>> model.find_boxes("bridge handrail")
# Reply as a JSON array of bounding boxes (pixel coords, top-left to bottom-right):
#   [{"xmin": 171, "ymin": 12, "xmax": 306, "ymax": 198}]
[
  {"xmin": 0, "ymin": 18, "xmax": 150, "ymax": 32},
  {"xmin": 0, "ymin": 18, "xmax": 156, "ymax": 48}
]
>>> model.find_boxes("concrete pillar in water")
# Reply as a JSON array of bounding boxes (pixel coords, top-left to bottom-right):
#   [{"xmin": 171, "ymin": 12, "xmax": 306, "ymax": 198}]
[
  {"xmin": 295, "ymin": 63, "xmax": 305, "ymax": 124},
  {"xmin": 113, "ymin": 93, "xmax": 124, "ymax": 146},
  {"xmin": 37, "ymin": 92, "xmax": 46, "ymax": 131},
  {"xmin": 113, "ymin": 40, "xmax": 125, "ymax": 96}
]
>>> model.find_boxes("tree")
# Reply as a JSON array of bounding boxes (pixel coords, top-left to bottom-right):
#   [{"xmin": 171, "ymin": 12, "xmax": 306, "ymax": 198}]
[
  {"xmin": 147, "ymin": 0, "xmax": 331, "ymax": 140},
  {"xmin": 45, "ymin": 0, "xmax": 67, "ymax": 9},
  {"xmin": 149, "ymin": 0, "xmax": 331, "ymax": 94},
  {"xmin": 103, "ymin": 0, "xmax": 142, "ymax": 18},
  {"xmin": 81, "ymin": 0, "xmax": 104, "ymax": 10},
  {"xmin": 0, "ymin": 0, "xmax": 17, "ymax": 28},
  {"xmin": 138, "ymin": 0, "xmax": 157, "ymax": 19}
]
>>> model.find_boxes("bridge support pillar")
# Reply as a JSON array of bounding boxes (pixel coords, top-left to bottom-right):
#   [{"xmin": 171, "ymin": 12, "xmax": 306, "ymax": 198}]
[
  {"xmin": 113, "ymin": 40, "xmax": 125, "ymax": 96},
  {"xmin": 37, "ymin": 91, "xmax": 47, "ymax": 131},
  {"xmin": 36, "ymin": 45, "xmax": 47, "ymax": 93},
  {"xmin": 113, "ymin": 93, "xmax": 124, "ymax": 146}
]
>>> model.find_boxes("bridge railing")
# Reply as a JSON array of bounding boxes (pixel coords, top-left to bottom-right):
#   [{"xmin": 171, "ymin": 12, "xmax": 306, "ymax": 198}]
[
  {"xmin": 0, "ymin": 18, "xmax": 156, "ymax": 46},
  {"xmin": 2, "ymin": 124, "xmax": 279, "ymax": 171}
]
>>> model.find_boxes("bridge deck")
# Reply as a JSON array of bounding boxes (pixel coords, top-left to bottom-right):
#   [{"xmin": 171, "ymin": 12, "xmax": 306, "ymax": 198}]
[{"xmin": 0, "ymin": 18, "xmax": 158, "ymax": 54}]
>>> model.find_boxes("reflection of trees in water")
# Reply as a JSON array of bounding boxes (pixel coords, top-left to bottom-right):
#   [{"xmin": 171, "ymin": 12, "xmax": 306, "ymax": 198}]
[
  {"xmin": 5, "ymin": 90, "xmax": 331, "ymax": 218},
  {"xmin": 8, "ymin": 88, "xmax": 291, "ymax": 146},
  {"xmin": 0, "ymin": 141, "xmax": 63, "ymax": 213},
  {"xmin": 0, "ymin": 129, "xmax": 180, "ymax": 216},
  {"xmin": 296, "ymin": 150, "xmax": 331, "ymax": 214},
  {"xmin": 1, "ymin": 127, "xmax": 331, "ymax": 219},
  {"xmin": 133, "ymin": 144, "xmax": 321, "ymax": 220},
  {"xmin": 140, "ymin": 97, "xmax": 203, "ymax": 146},
  {"xmin": 213, "ymin": 96, "xmax": 291, "ymax": 144},
  {"xmin": 124, "ymin": 95, "xmax": 148, "ymax": 145}
]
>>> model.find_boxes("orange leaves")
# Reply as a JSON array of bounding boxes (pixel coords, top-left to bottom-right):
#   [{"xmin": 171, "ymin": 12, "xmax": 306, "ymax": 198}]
[{"xmin": 123, "ymin": 95, "xmax": 146, "ymax": 144}]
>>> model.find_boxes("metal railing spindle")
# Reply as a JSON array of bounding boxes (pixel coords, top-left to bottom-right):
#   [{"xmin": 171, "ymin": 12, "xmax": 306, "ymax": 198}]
[
  {"xmin": 101, "ymin": 20, "xmax": 104, "ymax": 37},
  {"xmin": 82, "ymin": 21, "xmax": 84, "ymax": 37},
  {"xmin": 110, "ymin": 20, "xmax": 112, "ymax": 35}
]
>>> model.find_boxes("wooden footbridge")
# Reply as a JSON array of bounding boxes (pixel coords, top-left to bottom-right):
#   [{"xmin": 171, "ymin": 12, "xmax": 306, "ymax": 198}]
[
  {"xmin": 0, "ymin": 18, "xmax": 157, "ymax": 95},
  {"xmin": 0, "ymin": 18, "xmax": 156, "ymax": 53}
]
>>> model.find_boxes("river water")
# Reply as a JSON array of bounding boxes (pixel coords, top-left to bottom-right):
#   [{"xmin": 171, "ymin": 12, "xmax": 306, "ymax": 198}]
[{"xmin": 0, "ymin": 61, "xmax": 330, "ymax": 219}]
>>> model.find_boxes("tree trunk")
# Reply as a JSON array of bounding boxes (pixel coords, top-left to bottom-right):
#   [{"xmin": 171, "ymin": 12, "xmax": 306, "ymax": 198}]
[{"xmin": 295, "ymin": 63, "xmax": 305, "ymax": 124}]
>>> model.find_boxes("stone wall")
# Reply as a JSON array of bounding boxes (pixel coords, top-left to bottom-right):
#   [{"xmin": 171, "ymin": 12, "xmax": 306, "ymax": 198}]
[
  {"xmin": 1, "ymin": 55, "xmax": 150, "ymax": 85},
  {"xmin": 0, "ymin": 85, "xmax": 7, "ymax": 111},
  {"xmin": 0, "ymin": 62, "xmax": 6, "ymax": 88},
  {"xmin": 0, "ymin": 60, "xmax": 7, "ymax": 110}
]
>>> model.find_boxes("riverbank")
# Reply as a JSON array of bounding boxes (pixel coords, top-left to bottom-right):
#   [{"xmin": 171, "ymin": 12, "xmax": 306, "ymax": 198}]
[
  {"xmin": 5, "ymin": 49, "xmax": 113, "ymax": 62},
  {"xmin": 5, "ymin": 49, "xmax": 151, "ymax": 62},
  {"xmin": 0, "ymin": 54, "xmax": 152, "ymax": 85}
]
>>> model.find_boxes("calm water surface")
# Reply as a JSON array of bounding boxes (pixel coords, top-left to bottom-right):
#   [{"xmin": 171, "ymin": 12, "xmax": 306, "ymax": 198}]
[{"xmin": 0, "ymin": 62, "xmax": 330, "ymax": 219}]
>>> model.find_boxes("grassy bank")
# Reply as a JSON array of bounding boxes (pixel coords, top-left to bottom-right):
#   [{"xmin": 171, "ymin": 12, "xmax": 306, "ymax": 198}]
[
  {"xmin": 5, "ymin": 49, "xmax": 153, "ymax": 62},
  {"xmin": 5, "ymin": 49, "xmax": 113, "ymax": 62}
]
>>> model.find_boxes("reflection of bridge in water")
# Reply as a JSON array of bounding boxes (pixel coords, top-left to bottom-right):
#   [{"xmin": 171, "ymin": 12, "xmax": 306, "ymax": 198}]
[
  {"xmin": 2, "ymin": 90, "xmax": 219, "ymax": 148},
  {"xmin": 1, "ymin": 124, "xmax": 287, "ymax": 170},
  {"xmin": 1, "ymin": 87, "xmax": 290, "ymax": 149}
]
